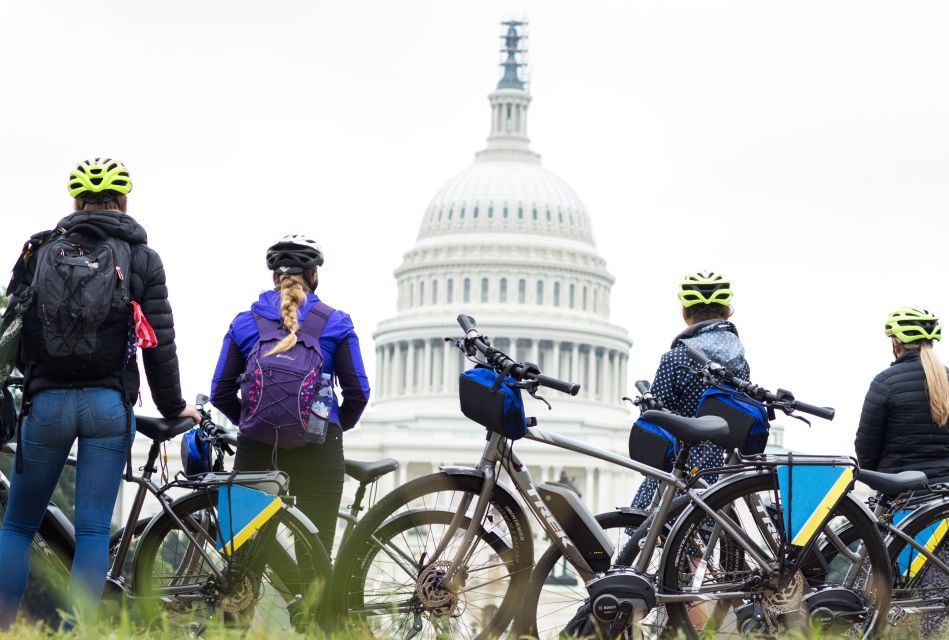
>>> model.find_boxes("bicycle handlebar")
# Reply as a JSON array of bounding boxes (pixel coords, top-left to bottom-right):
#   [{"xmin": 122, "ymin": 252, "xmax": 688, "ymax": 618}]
[
  {"xmin": 685, "ymin": 344, "xmax": 835, "ymax": 421},
  {"xmin": 454, "ymin": 314, "xmax": 581, "ymax": 396}
]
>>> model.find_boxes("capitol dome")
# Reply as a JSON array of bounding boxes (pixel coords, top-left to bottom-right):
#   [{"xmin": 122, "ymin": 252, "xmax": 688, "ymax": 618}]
[
  {"xmin": 419, "ymin": 160, "xmax": 594, "ymax": 245},
  {"xmin": 345, "ymin": 22, "xmax": 634, "ymax": 517}
]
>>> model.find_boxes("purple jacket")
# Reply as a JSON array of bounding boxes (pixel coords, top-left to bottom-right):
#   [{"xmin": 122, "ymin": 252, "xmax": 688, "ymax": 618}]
[{"xmin": 210, "ymin": 290, "xmax": 370, "ymax": 430}]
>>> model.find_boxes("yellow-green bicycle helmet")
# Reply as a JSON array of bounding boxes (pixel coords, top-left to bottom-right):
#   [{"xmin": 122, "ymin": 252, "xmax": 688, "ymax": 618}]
[
  {"xmin": 678, "ymin": 272, "xmax": 733, "ymax": 308},
  {"xmin": 885, "ymin": 307, "xmax": 942, "ymax": 343},
  {"xmin": 68, "ymin": 158, "xmax": 132, "ymax": 198}
]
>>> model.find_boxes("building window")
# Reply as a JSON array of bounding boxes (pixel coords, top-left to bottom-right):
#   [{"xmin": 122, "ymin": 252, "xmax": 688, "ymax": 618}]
[
  {"xmin": 409, "ymin": 283, "xmax": 415, "ymax": 307},
  {"xmin": 553, "ymin": 282, "xmax": 560, "ymax": 306},
  {"xmin": 481, "ymin": 278, "xmax": 489, "ymax": 302},
  {"xmin": 569, "ymin": 284, "xmax": 575, "ymax": 309},
  {"xmin": 488, "ymin": 205, "xmax": 494, "ymax": 218},
  {"xmin": 569, "ymin": 213, "xmax": 574, "ymax": 225},
  {"xmin": 432, "ymin": 279, "xmax": 439, "ymax": 304},
  {"xmin": 463, "ymin": 278, "xmax": 471, "ymax": 303},
  {"xmin": 438, "ymin": 210, "xmax": 443, "ymax": 221},
  {"xmin": 500, "ymin": 278, "xmax": 508, "ymax": 303},
  {"xmin": 473, "ymin": 206, "xmax": 479, "ymax": 219},
  {"xmin": 503, "ymin": 205, "xmax": 509, "ymax": 219},
  {"xmin": 419, "ymin": 281, "xmax": 425, "ymax": 306},
  {"xmin": 546, "ymin": 208, "xmax": 552, "ymax": 222},
  {"xmin": 518, "ymin": 279, "xmax": 526, "ymax": 304},
  {"xmin": 447, "ymin": 209, "xmax": 453, "ymax": 220},
  {"xmin": 532, "ymin": 207, "xmax": 538, "ymax": 220},
  {"xmin": 558, "ymin": 210, "xmax": 564, "ymax": 223},
  {"xmin": 582, "ymin": 286, "xmax": 587, "ymax": 310},
  {"xmin": 517, "ymin": 206, "xmax": 524, "ymax": 220},
  {"xmin": 447, "ymin": 278, "xmax": 454, "ymax": 303},
  {"xmin": 536, "ymin": 280, "xmax": 544, "ymax": 305},
  {"xmin": 460, "ymin": 207, "xmax": 465, "ymax": 220}
]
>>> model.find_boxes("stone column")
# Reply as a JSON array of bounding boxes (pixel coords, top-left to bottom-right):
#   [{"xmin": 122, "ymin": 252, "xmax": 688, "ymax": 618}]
[
  {"xmin": 386, "ymin": 342, "xmax": 402, "ymax": 398},
  {"xmin": 406, "ymin": 341, "xmax": 416, "ymax": 394},
  {"xmin": 571, "ymin": 343, "xmax": 580, "ymax": 382},
  {"xmin": 442, "ymin": 340, "xmax": 453, "ymax": 392},
  {"xmin": 599, "ymin": 347, "xmax": 610, "ymax": 402},
  {"xmin": 423, "ymin": 339, "xmax": 433, "ymax": 393},
  {"xmin": 530, "ymin": 339, "xmax": 540, "ymax": 367},
  {"xmin": 619, "ymin": 354, "xmax": 628, "ymax": 399},
  {"xmin": 586, "ymin": 346, "xmax": 596, "ymax": 399},
  {"xmin": 376, "ymin": 346, "xmax": 389, "ymax": 398},
  {"xmin": 552, "ymin": 341, "xmax": 561, "ymax": 379}
]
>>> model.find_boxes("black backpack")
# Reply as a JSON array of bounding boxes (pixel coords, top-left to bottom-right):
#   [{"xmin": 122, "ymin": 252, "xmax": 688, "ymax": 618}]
[{"xmin": 26, "ymin": 229, "xmax": 132, "ymax": 379}]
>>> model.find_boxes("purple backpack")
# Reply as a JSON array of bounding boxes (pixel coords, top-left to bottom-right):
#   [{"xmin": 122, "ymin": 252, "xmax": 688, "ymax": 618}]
[{"xmin": 238, "ymin": 302, "xmax": 334, "ymax": 448}]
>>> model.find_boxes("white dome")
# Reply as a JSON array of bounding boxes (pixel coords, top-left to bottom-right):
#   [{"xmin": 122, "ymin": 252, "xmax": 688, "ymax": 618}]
[{"xmin": 418, "ymin": 159, "xmax": 595, "ymax": 245}]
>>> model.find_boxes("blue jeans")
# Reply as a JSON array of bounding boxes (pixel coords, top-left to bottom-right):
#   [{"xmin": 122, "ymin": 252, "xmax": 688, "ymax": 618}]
[{"xmin": 0, "ymin": 388, "xmax": 134, "ymax": 628}]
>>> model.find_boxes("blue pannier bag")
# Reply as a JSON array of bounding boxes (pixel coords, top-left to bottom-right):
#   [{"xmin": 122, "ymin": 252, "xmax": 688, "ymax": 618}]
[
  {"xmin": 628, "ymin": 417, "xmax": 680, "ymax": 472},
  {"xmin": 696, "ymin": 385, "xmax": 770, "ymax": 455},
  {"xmin": 459, "ymin": 367, "xmax": 527, "ymax": 440},
  {"xmin": 181, "ymin": 427, "xmax": 213, "ymax": 477}
]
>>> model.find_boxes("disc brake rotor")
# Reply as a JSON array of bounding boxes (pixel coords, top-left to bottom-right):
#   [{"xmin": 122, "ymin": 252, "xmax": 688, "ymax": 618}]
[{"xmin": 415, "ymin": 560, "xmax": 462, "ymax": 617}]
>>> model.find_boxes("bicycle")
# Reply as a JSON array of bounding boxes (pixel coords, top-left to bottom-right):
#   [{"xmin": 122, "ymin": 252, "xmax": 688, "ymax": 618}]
[
  {"xmin": 0, "ymin": 380, "xmax": 399, "ymax": 632},
  {"xmin": 331, "ymin": 314, "xmax": 893, "ymax": 640}
]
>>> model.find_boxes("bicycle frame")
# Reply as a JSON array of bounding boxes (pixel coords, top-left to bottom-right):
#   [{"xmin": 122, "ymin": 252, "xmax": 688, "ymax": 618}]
[{"xmin": 435, "ymin": 427, "xmax": 786, "ymax": 602}]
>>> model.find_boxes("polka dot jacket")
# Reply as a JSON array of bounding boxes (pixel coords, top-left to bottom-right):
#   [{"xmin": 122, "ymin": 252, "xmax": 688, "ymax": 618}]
[{"xmin": 631, "ymin": 320, "xmax": 750, "ymax": 509}]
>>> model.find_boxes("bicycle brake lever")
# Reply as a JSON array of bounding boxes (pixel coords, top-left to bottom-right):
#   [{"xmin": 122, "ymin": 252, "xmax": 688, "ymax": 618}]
[{"xmin": 524, "ymin": 384, "xmax": 552, "ymax": 410}]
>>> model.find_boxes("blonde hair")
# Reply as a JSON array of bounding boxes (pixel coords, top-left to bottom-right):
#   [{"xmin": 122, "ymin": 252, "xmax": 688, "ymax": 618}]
[
  {"xmin": 266, "ymin": 274, "xmax": 308, "ymax": 355},
  {"xmin": 919, "ymin": 341, "xmax": 949, "ymax": 426}
]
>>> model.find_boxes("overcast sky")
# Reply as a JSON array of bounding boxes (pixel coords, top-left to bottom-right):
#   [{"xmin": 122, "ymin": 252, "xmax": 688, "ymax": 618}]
[{"xmin": 2, "ymin": 1, "xmax": 948, "ymax": 455}]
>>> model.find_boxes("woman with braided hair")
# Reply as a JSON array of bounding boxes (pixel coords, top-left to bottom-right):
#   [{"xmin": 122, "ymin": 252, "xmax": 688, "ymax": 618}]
[{"xmin": 210, "ymin": 235, "xmax": 370, "ymax": 554}]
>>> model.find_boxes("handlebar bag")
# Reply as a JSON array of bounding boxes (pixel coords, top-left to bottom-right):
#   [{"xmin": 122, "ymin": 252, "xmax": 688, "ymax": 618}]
[
  {"xmin": 459, "ymin": 367, "xmax": 527, "ymax": 440},
  {"xmin": 181, "ymin": 427, "xmax": 213, "ymax": 477},
  {"xmin": 628, "ymin": 417, "xmax": 680, "ymax": 471},
  {"xmin": 696, "ymin": 385, "xmax": 770, "ymax": 454}
]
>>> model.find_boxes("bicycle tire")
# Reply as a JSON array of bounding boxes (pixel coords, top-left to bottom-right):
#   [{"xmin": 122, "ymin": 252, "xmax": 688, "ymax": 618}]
[
  {"xmin": 331, "ymin": 471, "xmax": 533, "ymax": 639},
  {"xmin": 514, "ymin": 510, "xmax": 648, "ymax": 640},
  {"xmin": 658, "ymin": 472, "xmax": 891, "ymax": 640},
  {"xmin": 132, "ymin": 489, "xmax": 329, "ymax": 632},
  {"xmin": 884, "ymin": 498, "xmax": 949, "ymax": 635}
]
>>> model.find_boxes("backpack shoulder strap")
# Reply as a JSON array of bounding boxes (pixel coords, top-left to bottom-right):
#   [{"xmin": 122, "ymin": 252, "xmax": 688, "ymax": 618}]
[
  {"xmin": 300, "ymin": 301, "xmax": 335, "ymax": 340},
  {"xmin": 252, "ymin": 312, "xmax": 284, "ymax": 341}
]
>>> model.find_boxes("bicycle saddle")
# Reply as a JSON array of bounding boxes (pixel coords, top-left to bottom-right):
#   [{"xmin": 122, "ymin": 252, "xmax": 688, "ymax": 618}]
[
  {"xmin": 345, "ymin": 458, "xmax": 399, "ymax": 484},
  {"xmin": 641, "ymin": 410, "xmax": 729, "ymax": 445},
  {"xmin": 136, "ymin": 416, "xmax": 196, "ymax": 443},
  {"xmin": 857, "ymin": 469, "xmax": 928, "ymax": 495}
]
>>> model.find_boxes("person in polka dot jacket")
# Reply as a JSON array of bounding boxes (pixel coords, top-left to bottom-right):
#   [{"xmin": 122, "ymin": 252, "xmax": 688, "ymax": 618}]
[{"xmin": 631, "ymin": 272, "xmax": 751, "ymax": 509}]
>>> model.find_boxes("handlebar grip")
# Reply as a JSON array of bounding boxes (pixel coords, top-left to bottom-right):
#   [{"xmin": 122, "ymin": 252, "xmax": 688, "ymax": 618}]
[
  {"xmin": 535, "ymin": 374, "xmax": 581, "ymax": 396},
  {"xmin": 634, "ymin": 380, "xmax": 651, "ymax": 394},
  {"xmin": 794, "ymin": 401, "xmax": 835, "ymax": 421},
  {"xmin": 685, "ymin": 344, "xmax": 710, "ymax": 366},
  {"xmin": 457, "ymin": 314, "xmax": 477, "ymax": 333}
]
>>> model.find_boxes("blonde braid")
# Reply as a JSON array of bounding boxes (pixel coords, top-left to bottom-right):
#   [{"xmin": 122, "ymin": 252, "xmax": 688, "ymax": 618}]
[
  {"xmin": 266, "ymin": 274, "xmax": 308, "ymax": 355},
  {"xmin": 920, "ymin": 341, "xmax": 949, "ymax": 426}
]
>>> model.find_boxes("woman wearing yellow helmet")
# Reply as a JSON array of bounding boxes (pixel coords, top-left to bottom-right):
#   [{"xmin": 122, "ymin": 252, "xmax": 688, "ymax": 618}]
[
  {"xmin": 855, "ymin": 308, "xmax": 949, "ymax": 479},
  {"xmin": 631, "ymin": 272, "xmax": 750, "ymax": 508}
]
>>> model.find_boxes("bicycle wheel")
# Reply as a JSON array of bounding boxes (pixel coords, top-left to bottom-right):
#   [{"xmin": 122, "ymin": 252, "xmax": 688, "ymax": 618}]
[
  {"xmin": 332, "ymin": 471, "xmax": 533, "ymax": 639},
  {"xmin": 133, "ymin": 489, "xmax": 329, "ymax": 633},
  {"xmin": 884, "ymin": 499, "xmax": 949, "ymax": 636},
  {"xmin": 658, "ymin": 472, "xmax": 891, "ymax": 640}
]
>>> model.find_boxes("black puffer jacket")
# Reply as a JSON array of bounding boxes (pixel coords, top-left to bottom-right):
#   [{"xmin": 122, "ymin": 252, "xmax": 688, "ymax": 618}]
[
  {"xmin": 8, "ymin": 211, "xmax": 186, "ymax": 418},
  {"xmin": 855, "ymin": 350, "xmax": 949, "ymax": 479}
]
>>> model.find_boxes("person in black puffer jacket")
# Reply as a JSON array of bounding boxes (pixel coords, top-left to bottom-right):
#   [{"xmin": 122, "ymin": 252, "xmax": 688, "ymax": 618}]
[
  {"xmin": 0, "ymin": 159, "xmax": 199, "ymax": 629},
  {"xmin": 855, "ymin": 307, "xmax": 949, "ymax": 480}
]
